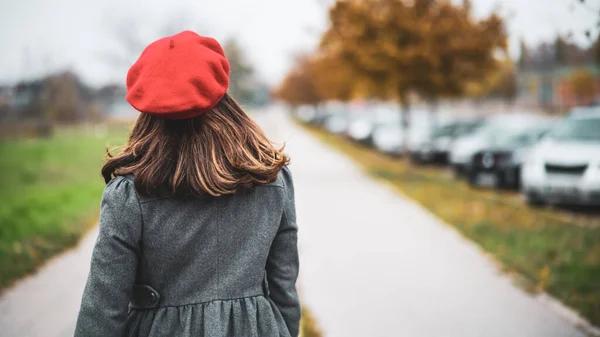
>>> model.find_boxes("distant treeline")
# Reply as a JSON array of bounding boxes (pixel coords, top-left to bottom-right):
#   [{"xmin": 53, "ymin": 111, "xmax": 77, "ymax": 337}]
[
  {"xmin": 0, "ymin": 72, "xmax": 126, "ymax": 138},
  {"xmin": 518, "ymin": 35, "xmax": 600, "ymax": 72},
  {"xmin": 0, "ymin": 45, "xmax": 271, "ymax": 139}
]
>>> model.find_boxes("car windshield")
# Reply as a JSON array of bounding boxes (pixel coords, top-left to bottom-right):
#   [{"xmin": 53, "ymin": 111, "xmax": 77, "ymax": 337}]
[
  {"xmin": 471, "ymin": 118, "xmax": 549, "ymax": 145},
  {"xmin": 432, "ymin": 124, "xmax": 456, "ymax": 137},
  {"xmin": 491, "ymin": 127, "xmax": 547, "ymax": 147},
  {"xmin": 456, "ymin": 120, "xmax": 484, "ymax": 135},
  {"xmin": 546, "ymin": 117, "xmax": 600, "ymax": 142}
]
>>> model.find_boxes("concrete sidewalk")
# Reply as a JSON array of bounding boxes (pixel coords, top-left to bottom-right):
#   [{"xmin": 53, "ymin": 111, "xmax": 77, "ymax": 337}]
[
  {"xmin": 0, "ymin": 107, "xmax": 589, "ymax": 337},
  {"xmin": 258, "ymin": 107, "xmax": 588, "ymax": 337},
  {"xmin": 0, "ymin": 230, "xmax": 97, "ymax": 337}
]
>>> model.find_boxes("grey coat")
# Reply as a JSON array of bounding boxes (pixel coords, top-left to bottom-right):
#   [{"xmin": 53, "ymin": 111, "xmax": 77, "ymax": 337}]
[{"xmin": 74, "ymin": 166, "xmax": 300, "ymax": 337}]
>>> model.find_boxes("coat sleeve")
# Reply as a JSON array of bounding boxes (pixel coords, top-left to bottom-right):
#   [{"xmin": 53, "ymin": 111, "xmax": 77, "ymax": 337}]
[
  {"xmin": 266, "ymin": 166, "xmax": 301, "ymax": 337},
  {"xmin": 74, "ymin": 176, "xmax": 142, "ymax": 337}
]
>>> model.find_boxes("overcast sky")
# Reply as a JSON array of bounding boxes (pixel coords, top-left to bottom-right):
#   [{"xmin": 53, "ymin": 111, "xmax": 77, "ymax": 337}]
[{"xmin": 0, "ymin": 0, "xmax": 598, "ymax": 87}]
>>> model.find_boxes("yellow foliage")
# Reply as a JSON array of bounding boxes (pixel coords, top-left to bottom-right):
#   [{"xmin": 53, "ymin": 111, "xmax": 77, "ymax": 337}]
[
  {"xmin": 319, "ymin": 0, "xmax": 507, "ymax": 102},
  {"xmin": 273, "ymin": 57, "xmax": 322, "ymax": 106},
  {"xmin": 568, "ymin": 68, "xmax": 596, "ymax": 104},
  {"xmin": 300, "ymin": 307, "xmax": 323, "ymax": 337},
  {"xmin": 536, "ymin": 265, "xmax": 550, "ymax": 292},
  {"xmin": 277, "ymin": 0, "xmax": 508, "ymax": 105}
]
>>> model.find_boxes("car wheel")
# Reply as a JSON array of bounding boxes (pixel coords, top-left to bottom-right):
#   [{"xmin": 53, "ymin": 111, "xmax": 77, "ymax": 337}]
[
  {"xmin": 524, "ymin": 191, "xmax": 545, "ymax": 207},
  {"xmin": 467, "ymin": 169, "xmax": 479, "ymax": 187},
  {"xmin": 494, "ymin": 174, "xmax": 506, "ymax": 189},
  {"xmin": 452, "ymin": 165, "xmax": 463, "ymax": 178},
  {"xmin": 512, "ymin": 168, "xmax": 521, "ymax": 190},
  {"xmin": 410, "ymin": 152, "xmax": 422, "ymax": 164}
]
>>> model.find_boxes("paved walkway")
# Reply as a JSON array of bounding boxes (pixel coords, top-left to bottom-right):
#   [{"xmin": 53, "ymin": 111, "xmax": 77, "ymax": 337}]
[
  {"xmin": 0, "ymin": 230, "xmax": 97, "ymax": 337},
  {"xmin": 0, "ymin": 107, "xmax": 590, "ymax": 337},
  {"xmin": 259, "ymin": 107, "xmax": 588, "ymax": 337}
]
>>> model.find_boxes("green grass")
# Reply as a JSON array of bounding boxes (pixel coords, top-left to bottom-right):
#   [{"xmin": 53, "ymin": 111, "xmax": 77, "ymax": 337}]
[
  {"xmin": 0, "ymin": 124, "xmax": 130, "ymax": 290},
  {"xmin": 298, "ymin": 122, "xmax": 600, "ymax": 326}
]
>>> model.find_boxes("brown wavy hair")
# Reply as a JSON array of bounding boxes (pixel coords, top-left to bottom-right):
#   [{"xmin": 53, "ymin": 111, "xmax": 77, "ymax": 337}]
[{"xmin": 102, "ymin": 94, "xmax": 289, "ymax": 197}]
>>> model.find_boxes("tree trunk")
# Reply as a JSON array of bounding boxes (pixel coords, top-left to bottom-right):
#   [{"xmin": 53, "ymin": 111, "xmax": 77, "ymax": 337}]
[
  {"xmin": 428, "ymin": 98, "xmax": 439, "ymax": 129},
  {"xmin": 400, "ymin": 95, "xmax": 411, "ymax": 155}
]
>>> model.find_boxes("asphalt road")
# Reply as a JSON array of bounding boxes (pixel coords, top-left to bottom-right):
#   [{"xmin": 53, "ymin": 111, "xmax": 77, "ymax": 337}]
[{"xmin": 0, "ymin": 107, "xmax": 590, "ymax": 337}]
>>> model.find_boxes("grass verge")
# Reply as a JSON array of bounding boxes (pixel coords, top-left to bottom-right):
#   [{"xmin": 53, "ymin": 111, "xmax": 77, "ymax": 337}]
[
  {"xmin": 0, "ymin": 123, "xmax": 130, "ymax": 290},
  {"xmin": 297, "ymin": 122, "xmax": 600, "ymax": 326},
  {"xmin": 301, "ymin": 306, "xmax": 324, "ymax": 337}
]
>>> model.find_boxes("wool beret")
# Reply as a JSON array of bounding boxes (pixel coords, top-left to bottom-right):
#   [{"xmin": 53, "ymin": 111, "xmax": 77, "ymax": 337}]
[{"xmin": 126, "ymin": 31, "xmax": 230, "ymax": 119}]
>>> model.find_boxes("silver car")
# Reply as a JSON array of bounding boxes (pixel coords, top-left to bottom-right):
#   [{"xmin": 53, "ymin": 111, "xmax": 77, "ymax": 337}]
[
  {"xmin": 347, "ymin": 105, "xmax": 400, "ymax": 144},
  {"xmin": 521, "ymin": 108, "xmax": 600, "ymax": 206},
  {"xmin": 449, "ymin": 113, "xmax": 546, "ymax": 177}
]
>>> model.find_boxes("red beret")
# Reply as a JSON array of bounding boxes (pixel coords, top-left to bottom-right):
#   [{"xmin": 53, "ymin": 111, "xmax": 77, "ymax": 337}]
[{"xmin": 126, "ymin": 31, "xmax": 230, "ymax": 119}]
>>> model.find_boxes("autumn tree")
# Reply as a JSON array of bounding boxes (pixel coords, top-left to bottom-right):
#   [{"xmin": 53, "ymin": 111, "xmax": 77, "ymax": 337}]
[
  {"xmin": 318, "ymin": 0, "xmax": 506, "ymax": 130},
  {"xmin": 319, "ymin": 0, "xmax": 427, "ymax": 129},
  {"xmin": 593, "ymin": 34, "xmax": 600, "ymax": 66},
  {"xmin": 518, "ymin": 39, "xmax": 530, "ymax": 71},
  {"xmin": 274, "ymin": 57, "xmax": 322, "ymax": 107},
  {"xmin": 44, "ymin": 71, "xmax": 86, "ymax": 123},
  {"xmin": 555, "ymin": 35, "xmax": 568, "ymax": 66},
  {"xmin": 409, "ymin": 0, "xmax": 506, "ymax": 108},
  {"xmin": 308, "ymin": 52, "xmax": 375, "ymax": 102},
  {"xmin": 466, "ymin": 58, "xmax": 516, "ymax": 104},
  {"xmin": 569, "ymin": 68, "xmax": 596, "ymax": 105},
  {"xmin": 487, "ymin": 62, "xmax": 517, "ymax": 104}
]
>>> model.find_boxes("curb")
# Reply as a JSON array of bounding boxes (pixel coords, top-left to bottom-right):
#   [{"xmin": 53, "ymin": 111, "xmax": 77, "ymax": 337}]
[{"xmin": 536, "ymin": 293, "xmax": 600, "ymax": 337}]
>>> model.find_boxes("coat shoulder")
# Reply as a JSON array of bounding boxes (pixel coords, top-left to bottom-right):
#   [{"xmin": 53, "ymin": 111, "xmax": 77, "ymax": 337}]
[
  {"xmin": 266, "ymin": 165, "xmax": 293, "ymax": 190},
  {"xmin": 102, "ymin": 175, "xmax": 141, "ymax": 212}
]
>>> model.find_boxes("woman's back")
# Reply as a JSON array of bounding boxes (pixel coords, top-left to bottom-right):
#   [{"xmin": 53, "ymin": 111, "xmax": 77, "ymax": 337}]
[
  {"xmin": 76, "ymin": 168, "xmax": 298, "ymax": 337},
  {"xmin": 136, "ymin": 172, "xmax": 288, "ymax": 304},
  {"xmin": 74, "ymin": 31, "xmax": 300, "ymax": 337}
]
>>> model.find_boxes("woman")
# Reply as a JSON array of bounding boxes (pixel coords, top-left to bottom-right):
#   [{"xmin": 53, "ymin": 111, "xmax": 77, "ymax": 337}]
[{"xmin": 75, "ymin": 31, "xmax": 301, "ymax": 337}]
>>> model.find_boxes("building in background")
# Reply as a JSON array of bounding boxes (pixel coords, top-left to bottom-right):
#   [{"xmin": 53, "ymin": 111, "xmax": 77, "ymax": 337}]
[{"xmin": 516, "ymin": 36, "xmax": 600, "ymax": 111}]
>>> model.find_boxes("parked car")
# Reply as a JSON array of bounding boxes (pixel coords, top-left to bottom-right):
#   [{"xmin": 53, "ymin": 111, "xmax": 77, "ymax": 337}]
[
  {"xmin": 314, "ymin": 102, "xmax": 346, "ymax": 126},
  {"xmin": 347, "ymin": 105, "xmax": 400, "ymax": 145},
  {"xmin": 567, "ymin": 106, "xmax": 600, "ymax": 117},
  {"xmin": 465, "ymin": 120, "xmax": 554, "ymax": 189},
  {"xmin": 412, "ymin": 118, "xmax": 484, "ymax": 164},
  {"xmin": 405, "ymin": 110, "xmax": 436, "ymax": 159},
  {"xmin": 372, "ymin": 108, "xmax": 434, "ymax": 156},
  {"xmin": 320, "ymin": 102, "xmax": 352, "ymax": 134},
  {"xmin": 295, "ymin": 105, "xmax": 317, "ymax": 123},
  {"xmin": 324, "ymin": 114, "xmax": 351, "ymax": 134},
  {"xmin": 372, "ymin": 123, "xmax": 405, "ymax": 155},
  {"xmin": 521, "ymin": 109, "xmax": 600, "ymax": 206},
  {"xmin": 449, "ymin": 113, "xmax": 543, "ymax": 177}
]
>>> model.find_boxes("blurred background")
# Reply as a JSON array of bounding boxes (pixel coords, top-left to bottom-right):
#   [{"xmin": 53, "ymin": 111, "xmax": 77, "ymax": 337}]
[{"xmin": 0, "ymin": 0, "xmax": 600, "ymax": 336}]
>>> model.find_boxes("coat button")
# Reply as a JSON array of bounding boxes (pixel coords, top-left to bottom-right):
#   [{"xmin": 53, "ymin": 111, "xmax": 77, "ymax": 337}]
[{"xmin": 148, "ymin": 291, "xmax": 157, "ymax": 304}]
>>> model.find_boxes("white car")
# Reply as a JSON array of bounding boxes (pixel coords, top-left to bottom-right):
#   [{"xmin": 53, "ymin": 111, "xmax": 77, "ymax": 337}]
[
  {"xmin": 413, "ymin": 118, "xmax": 484, "ymax": 163},
  {"xmin": 372, "ymin": 124, "xmax": 405, "ymax": 155},
  {"xmin": 449, "ymin": 113, "xmax": 547, "ymax": 176},
  {"xmin": 521, "ymin": 109, "xmax": 600, "ymax": 206},
  {"xmin": 346, "ymin": 105, "xmax": 400, "ymax": 144},
  {"xmin": 295, "ymin": 105, "xmax": 317, "ymax": 123},
  {"xmin": 372, "ymin": 108, "xmax": 439, "ymax": 156},
  {"xmin": 449, "ymin": 130, "xmax": 490, "ymax": 175},
  {"xmin": 324, "ymin": 114, "xmax": 351, "ymax": 134}
]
